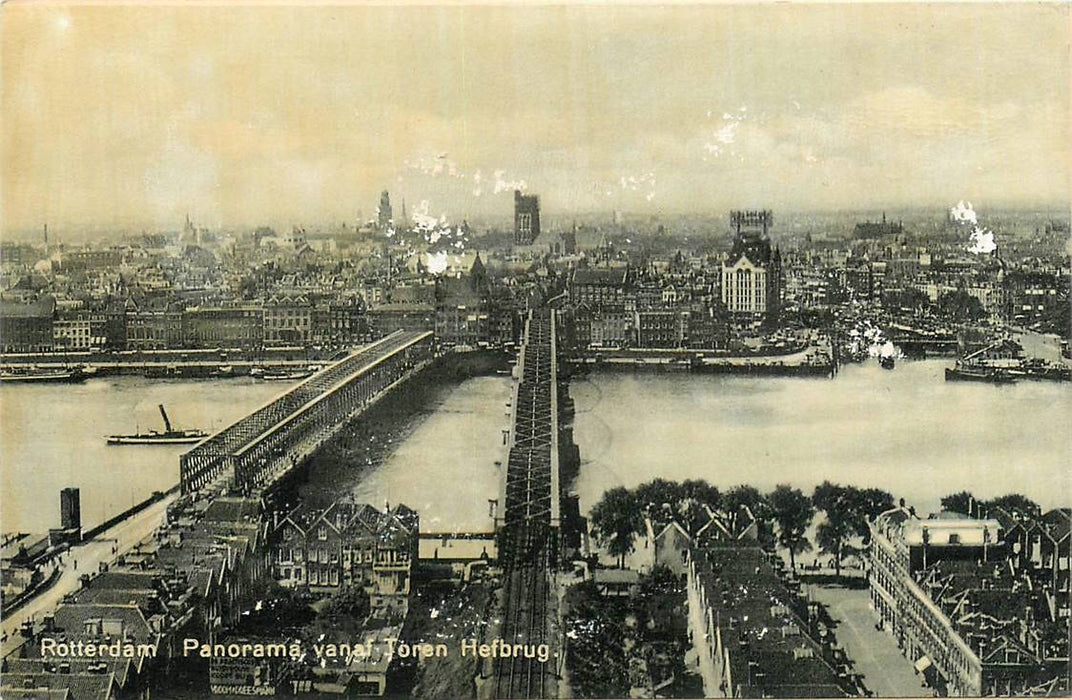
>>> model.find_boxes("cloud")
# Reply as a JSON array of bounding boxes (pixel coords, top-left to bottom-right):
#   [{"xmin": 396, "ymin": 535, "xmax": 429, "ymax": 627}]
[{"xmin": 491, "ymin": 170, "xmax": 526, "ymax": 194}]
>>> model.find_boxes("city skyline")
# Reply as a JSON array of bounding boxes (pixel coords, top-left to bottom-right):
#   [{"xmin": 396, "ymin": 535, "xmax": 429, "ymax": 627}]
[{"xmin": 2, "ymin": 3, "xmax": 1069, "ymax": 234}]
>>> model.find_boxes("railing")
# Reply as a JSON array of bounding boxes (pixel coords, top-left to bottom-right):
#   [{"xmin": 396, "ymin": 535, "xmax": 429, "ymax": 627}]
[{"xmin": 179, "ymin": 331, "xmax": 433, "ymax": 494}]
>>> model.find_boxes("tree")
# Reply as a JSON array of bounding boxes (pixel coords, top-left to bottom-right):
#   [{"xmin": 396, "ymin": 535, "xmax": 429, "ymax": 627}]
[
  {"xmin": 768, "ymin": 485, "xmax": 814, "ymax": 570},
  {"xmin": 590, "ymin": 487, "xmax": 643, "ymax": 568},
  {"xmin": 812, "ymin": 482, "xmax": 856, "ymax": 577},
  {"xmin": 634, "ymin": 478, "xmax": 685, "ymax": 525},
  {"xmin": 678, "ymin": 479, "xmax": 721, "ymax": 535},
  {"xmin": 816, "ymin": 518, "xmax": 856, "ymax": 576},
  {"xmin": 723, "ymin": 485, "xmax": 773, "ymax": 547},
  {"xmin": 941, "ymin": 491, "xmax": 976, "ymax": 516},
  {"xmin": 680, "ymin": 479, "xmax": 721, "ymax": 511},
  {"xmin": 812, "ymin": 483, "xmax": 895, "ymax": 577},
  {"xmin": 937, "ymin": 290, "xmax": 985, "ymax": 323},
  {"xmin": 986, "ymin": 494, "xmax": 1042, "ymax": 519},
  {"xmin": 723, "ymin": 485, "xmax": 768, "ymax": 523},
  {"xmin": 854, "ymin": 488, "xmax": 896, "ymax": 521}
]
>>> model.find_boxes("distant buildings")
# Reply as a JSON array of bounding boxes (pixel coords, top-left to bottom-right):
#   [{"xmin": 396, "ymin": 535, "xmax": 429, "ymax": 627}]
[
  {"xmin": 0, "ymin": 297, "xmax": 55, "ymax": 352},
  {"xmin": 1004, "ymin": 269, "xmax": 1062, "ymax": 329},
  {"xmin": 514, "ymin": 190, "xmax": 541, "ymax": 246},
  {"xmin": 721, "ymin": 210, "xmax": 782, "ymax": 327},
  {"xmin": 569, "ymin": 267, "xmax": 633, "ymax": 347},
  {"xmin": 570, "ymin": 267, "xmax": 630, "ymax": 308},
  {"xmin": 377, "ymin": 190, "xmax": 393, "ymax": 231},
  {"xmin": 869, "ymin": 507, "xmax": 1070, "ymax": 696},
  {"xmin": 434, "ymin": 255, "xmax": 491, "ymax": 347},
  {"xmin": 853, "ymin": 213, "xmax": 904, "ymax": 240}
]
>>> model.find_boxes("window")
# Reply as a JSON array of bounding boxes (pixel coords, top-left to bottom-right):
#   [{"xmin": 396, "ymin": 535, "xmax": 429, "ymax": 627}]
[{"xmin": 318, "ymin": 527, "xmax": 327, "ymax": 541}]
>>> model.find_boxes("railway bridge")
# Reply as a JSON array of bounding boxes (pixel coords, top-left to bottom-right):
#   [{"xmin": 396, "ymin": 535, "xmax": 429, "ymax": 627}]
[
  {"xmin": 490, "ymin": 309, "xmax": 562, "ymax": 699},
  {"xmin": 179, "ymin": 330, "xmax": 434, "ymax": 496}
]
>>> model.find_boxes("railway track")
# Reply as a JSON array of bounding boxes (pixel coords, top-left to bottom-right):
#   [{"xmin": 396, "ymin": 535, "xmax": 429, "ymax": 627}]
[{"xmin": 492, "ymin": 310, "xmax": 558, "ymax": 699}]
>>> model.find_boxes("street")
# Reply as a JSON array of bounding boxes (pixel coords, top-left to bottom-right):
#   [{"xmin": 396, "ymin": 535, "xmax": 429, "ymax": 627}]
[
  {"xmin": 809, "ymin": 584, "xmax": 931, "ymax": 698},
  {"xmin": 2, "ymin": 495, "xmax": 175, "ymax": 644}
]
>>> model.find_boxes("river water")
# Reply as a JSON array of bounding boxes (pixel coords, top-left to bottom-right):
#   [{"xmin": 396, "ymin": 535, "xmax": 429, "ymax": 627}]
[
  {"xmin": 0, "ymin": 377, "xmax": 288, "ymax": 534},
  {"xmin": 571, "ymin": 359, "xmax": 1071, "ymax": 516},
  {"xmin": 345, "ymin": 375, "xmax": 511, "ymax": 532},
  {"xmin": 2, "ymin": 360, "xmax": 1067, "ymax": 536}
]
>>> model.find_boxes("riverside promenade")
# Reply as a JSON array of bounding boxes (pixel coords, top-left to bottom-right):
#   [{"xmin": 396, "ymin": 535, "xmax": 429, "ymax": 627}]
[{"xmin": 1, "ymin": 494, "xmax": 175, "ymax": 653}]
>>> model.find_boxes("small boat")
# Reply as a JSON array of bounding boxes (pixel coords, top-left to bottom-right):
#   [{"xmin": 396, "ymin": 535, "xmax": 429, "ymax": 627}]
[
  {"xmin": 0, "ymin": 365, "xmax": 93, "ymax": 383},
  {"xmin": 259, "ymin": 370, "xmax": 313, "ymax": 381},
  {"xmin": 106, "ymin": 404, "xmax": 209, "ymax": 445},
  {"xmin": 944, "ymin": 365, "xmax": 1017, "ymax": 385},
  {"xmin": 878, "ymin": 341, "xmax": 896, "ymax": 370}
]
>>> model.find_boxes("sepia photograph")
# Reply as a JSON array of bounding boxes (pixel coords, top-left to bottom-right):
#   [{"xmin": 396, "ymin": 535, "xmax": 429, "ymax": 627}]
[{"xmin": 1, "ymin": 2, "xmax": 1069, "ymax": 698}]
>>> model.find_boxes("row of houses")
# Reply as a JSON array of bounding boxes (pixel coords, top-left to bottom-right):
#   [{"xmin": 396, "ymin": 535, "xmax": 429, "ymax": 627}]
[
  {"xmin": 869, "ymin": 506, "xmax": 1070, "ymax": 696},
  {"xmin": 787, "ymin": 251, "xmax": 1066, "ymax": 329},
  {"xmin": 564, "ymin": 215, "xmax": 786, "ymax": 348},
  {"xmin": 272, "ymin": 499, "xmax": 418, "ymax": 616},
  {"xmin": 613, "ymin": 503, "xmax": 864, "ymax": 697},
  {"xmin": 687, "ymin": 545, "xmax": 863, "ymax": 698},
  {"xmin": 1, "ymin": 259, "xmax": 523, "ymax": 354},
  {"xmin": 1, "ymin": 488, "xmax": 435, "ymax": 699},
  {"xmin": 2, "ymin": 494, "xmax": 267, "ymax": 699},
  {"xmin": 0, "ymin": 296, "xmax": 367, "ymax": 353}
]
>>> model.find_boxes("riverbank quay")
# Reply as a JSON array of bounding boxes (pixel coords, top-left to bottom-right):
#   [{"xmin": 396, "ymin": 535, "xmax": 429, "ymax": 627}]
[
  {"xmin": 2, "ymin": 488, "xmax": 178, "ymax": 622},
  {"xmin": 567, "ymin": 340, "xmax": 836, "ymax": 377},
  {"xmin": 1, "ymin": 493, "xmax": 176, "ymax": 648},
  {"xmin": 1, "ymin": 358, "xmax": 318, "ymax": 379},
  {"xmin": 1, "ymin": 345, "xmax": 513, "ymax": 380},
  {"xmin": 0, "ymin": 346, "xmax": 325, "ymax": 378}
]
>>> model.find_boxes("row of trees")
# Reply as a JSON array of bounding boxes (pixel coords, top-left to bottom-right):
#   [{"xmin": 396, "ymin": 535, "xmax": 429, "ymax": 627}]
[
  {"xmin": 589, "ymin": 479, "xmax": 724, "ymax": 567},
  {"xmin": 940, "ymin": 491, "xmax": 1041, "ymax": 519},
  {"xmin": 589, "ymin": 478, "xmax": 897, "ymax": 576},
  {"xmin": 590, "ymin": 480, "xmax": 1047, "ymax": 577},
  {"xmin": 766, "ymin": 482, "xmax": 896, "ymax": 576}
]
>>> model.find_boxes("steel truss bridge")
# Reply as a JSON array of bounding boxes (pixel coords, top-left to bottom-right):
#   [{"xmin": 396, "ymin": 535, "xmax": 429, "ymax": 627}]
[
  {"xmin": 179, "ymin": 331, "xmax": 434, "ymax": 496},
  {"xmin": 492, "ymin": 309, "xmax": 561, "ymax": 699}
]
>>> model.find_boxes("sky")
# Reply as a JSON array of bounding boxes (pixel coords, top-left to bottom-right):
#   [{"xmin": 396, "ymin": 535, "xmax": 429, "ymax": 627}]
[{"xmin": 2, "ymin": 3, "xmax": 1069, "ymax": 235}]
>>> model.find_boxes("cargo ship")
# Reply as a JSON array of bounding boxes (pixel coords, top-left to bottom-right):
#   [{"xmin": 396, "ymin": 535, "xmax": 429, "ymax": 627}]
[
  {"xmin": 251, "ymin": 365, "xmax": 319, "ymax": 381},
  {"xmin": 0, "ymin": 365, "xmax": 95, "ymax": 383},
  {"xmin": 944, "ymin": 363, "xmax": 1017, "ymax": 385},
  {"xmin": 105, "ymin": 404, "xmax": 209, "ymax": 445}
]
